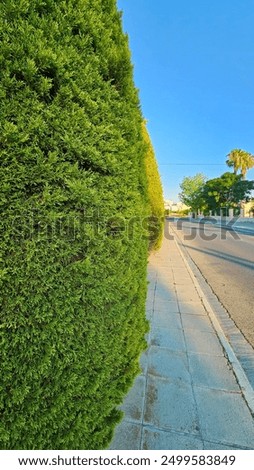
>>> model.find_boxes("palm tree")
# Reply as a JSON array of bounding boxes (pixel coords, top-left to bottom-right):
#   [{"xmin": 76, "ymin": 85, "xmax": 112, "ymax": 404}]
[
  {"xmin": 240, "ymin": 153, "xmax": 254, "ymax": 179},
  {"xmin": 226, "ymin": 148, "xmax": 254, "ymax": 179}
]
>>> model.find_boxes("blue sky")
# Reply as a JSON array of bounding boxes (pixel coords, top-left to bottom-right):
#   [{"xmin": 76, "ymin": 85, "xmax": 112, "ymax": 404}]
[{"xmin": 117, "ymin": 0, "xmax": 254, "ymax": 201}]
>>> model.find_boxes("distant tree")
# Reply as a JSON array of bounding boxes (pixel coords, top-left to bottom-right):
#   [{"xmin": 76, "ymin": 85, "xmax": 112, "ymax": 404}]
[
  {"xmin": 179, "ymin": 173, "xmax": 206, "ymax": 212},
  {"xmin": 202, "ymin": 172, "xmax": 254, "ymax": 211},
  {"xmin": 226, "ymin": 149, "xmax": 254, "ymax": 179},
  {"xmin": 142, "ymin": 122, "xmax": 164, "ymax": 250}
]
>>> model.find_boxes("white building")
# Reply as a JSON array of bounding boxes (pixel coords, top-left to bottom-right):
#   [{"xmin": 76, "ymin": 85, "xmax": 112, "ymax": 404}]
[{"xmin": 164, "ymin": 200, "xmax": 189, "ymax": 212}]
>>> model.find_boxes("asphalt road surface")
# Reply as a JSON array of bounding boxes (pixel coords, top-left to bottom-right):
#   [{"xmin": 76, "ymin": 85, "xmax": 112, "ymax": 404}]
[{"xmin": 167, "ymin": 219, "xmax": 254, "ymax": 349}]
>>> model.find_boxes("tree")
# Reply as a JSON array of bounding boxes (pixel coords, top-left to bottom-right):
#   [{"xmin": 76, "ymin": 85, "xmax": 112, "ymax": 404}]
[
  {"xmin": 202, "ymin": 172, "xmax": 254, "ymax": 212},
  {"xmin": 0, "ymin": 0, "xmax": 149, "ymax": 449},
  {"xmin": 179, "ymin": 173, "xmax": 206, "ymax": 212},
  {"xmin": 226, "ymin": 149, "xmax": 254, "ymax": 179},
  {"xmin": 142, "ymin": 122, "xmax": 164, "ymax": 250}
]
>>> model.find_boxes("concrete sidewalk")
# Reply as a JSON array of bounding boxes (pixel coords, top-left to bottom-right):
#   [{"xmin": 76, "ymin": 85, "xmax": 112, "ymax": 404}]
[{"xmin": 109, "ymin": 229, "xmax": 254, "ymax": 450}]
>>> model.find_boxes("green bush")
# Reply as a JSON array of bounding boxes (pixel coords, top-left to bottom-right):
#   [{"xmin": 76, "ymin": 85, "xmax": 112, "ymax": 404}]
[
  {"xmin": 142, "ymin": 123, "xmax": 164, "ymax": 250},
  {"xmin": 0, "ymin": 0, "xmax": 149, "ymax": 449}
]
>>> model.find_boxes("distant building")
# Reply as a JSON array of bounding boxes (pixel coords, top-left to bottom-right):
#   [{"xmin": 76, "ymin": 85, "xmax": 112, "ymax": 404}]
[
  {"xmin": 242, "ymin": 200, "xmax": 254, "ymax": 217},
  {"xmin": 164, "ymin": 200, "xmax": 190, "ymax": 212},
  {"xmin": 164, "ymin": 199, "xmax": 173, "ymax": 211}
]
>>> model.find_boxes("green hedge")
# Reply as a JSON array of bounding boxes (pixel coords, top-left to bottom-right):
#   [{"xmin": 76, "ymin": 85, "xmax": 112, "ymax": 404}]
[
  {"xmin": 142, "ymin": 123, "xmax": 164, "ymax": 250},
  {"xmin": 0, "ymin": 0, "xmax": 149, "ymax": 449}
]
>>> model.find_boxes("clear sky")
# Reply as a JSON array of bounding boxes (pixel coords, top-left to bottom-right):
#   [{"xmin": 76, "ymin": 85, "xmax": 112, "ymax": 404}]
[{"xmin": 117, "ymin": 0, "xmax": 254, "ymax": 201}]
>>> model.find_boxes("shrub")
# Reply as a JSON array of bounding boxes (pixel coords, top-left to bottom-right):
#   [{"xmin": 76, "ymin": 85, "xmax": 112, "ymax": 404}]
[
  {"xmin": 142, "ymin": 122, "xmax": 164, "ymax": 250},
  {"xmin": 0, "ymin": 0, "xmax": 148, "ymax": 449}
]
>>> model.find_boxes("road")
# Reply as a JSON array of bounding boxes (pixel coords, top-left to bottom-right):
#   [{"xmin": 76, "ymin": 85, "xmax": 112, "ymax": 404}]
[{"xmin": 167, "ymin": 219, "xmax": 254, "ymax": 349}]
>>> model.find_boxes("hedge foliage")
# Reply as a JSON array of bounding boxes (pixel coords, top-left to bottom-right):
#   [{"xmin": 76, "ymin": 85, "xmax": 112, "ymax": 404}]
[
  {"xmin": 0, "ymin": 0, "xmax": 149, "ymax": 449},
  {"xmin": 143, "ymin": 123, "xmax": 164, "ymax": 250}
]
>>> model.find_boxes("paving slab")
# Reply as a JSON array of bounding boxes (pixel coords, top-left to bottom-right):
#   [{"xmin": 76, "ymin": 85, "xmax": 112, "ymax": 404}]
[
  {"xmin": 109, "ymin": 420, "xmax": 142, "ymax": 450},
  {"xmin": 173, "ymin": 278, "xmax": 193, "ymax": 285},
  {"xmin": 146, "ymin": 295, "xmax": 155, "ymax": 310},
  {"xmin": 142, "ymin": 428, "xmax": 204, "ymax": 450},
  {"xmin": 146, "ymin": 308, "xmax": 153, "ymax": 321},
  {"xmin": 157, "ymin": 277, "xmax": 175, "ymax": 286},
  {"xmin": 154, "ymin": 287, "xmax": 177, "ymax": 302},
  {"xmin": 157, "ymin": 268, "xmax": 174, "ymax": 276},
  {"xmin": 184, "ymin": 330, "xmax": 224, "ymax": 356},
  {"xmin": 153, "ymin": 299, "xmax": 179, "ymax": 313},
  {"xmin": 152, "ymin": 311, "xmax": 182, "ymax": 330},
  {"xmin": 177, "ymin": 291, "xmax": 201, "ymax": 302},
  {"xmin": 144, "ymin": 375, "xmax": 199, "ymax": 435},
  {"xmin": 189, "ymin": 353, "xmax": 240, "ymax": 391},
  {"xmin": 148, "ymin": 346, "xmax": 190, "ymax": 382},
  {"xmin": 181, "ymin": 314, "xmax": 214, "ymax": 333},
  {"xmin": 140, "ymin": 350, "xmax": 148, "ymax": 374},
  {"xmin": 171, "ymin": 267, "xmax": 190, "ymax": 273},
  {"xmin": 176, "ymin": 285, "xmax": 199, "ymax": 295},
  {"xmin": 194, "ymin": 386, "xmax": 254, "ymax": 448},
  {"xmin": 178, "ymin": 301, "xmax": 207, "ymax": 315},
  {"xmin": 119, "ymin": 375, "xmax": 146, "ymax": 423},
  {"xmin": 151, "ymin": 327, "xmax": 186, "ymax": 352}
]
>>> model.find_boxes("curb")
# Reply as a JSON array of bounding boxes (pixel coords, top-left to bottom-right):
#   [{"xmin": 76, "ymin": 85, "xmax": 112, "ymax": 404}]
[{"xmin": 171, "ymin": 226, "xmax": 254, "ymax": 416}]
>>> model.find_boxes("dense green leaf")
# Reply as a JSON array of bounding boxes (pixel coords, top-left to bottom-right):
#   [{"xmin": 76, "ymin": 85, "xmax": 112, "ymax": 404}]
[{"xmin": 0, "ymin": 0, "xmax": 149, "ymax": 449}]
